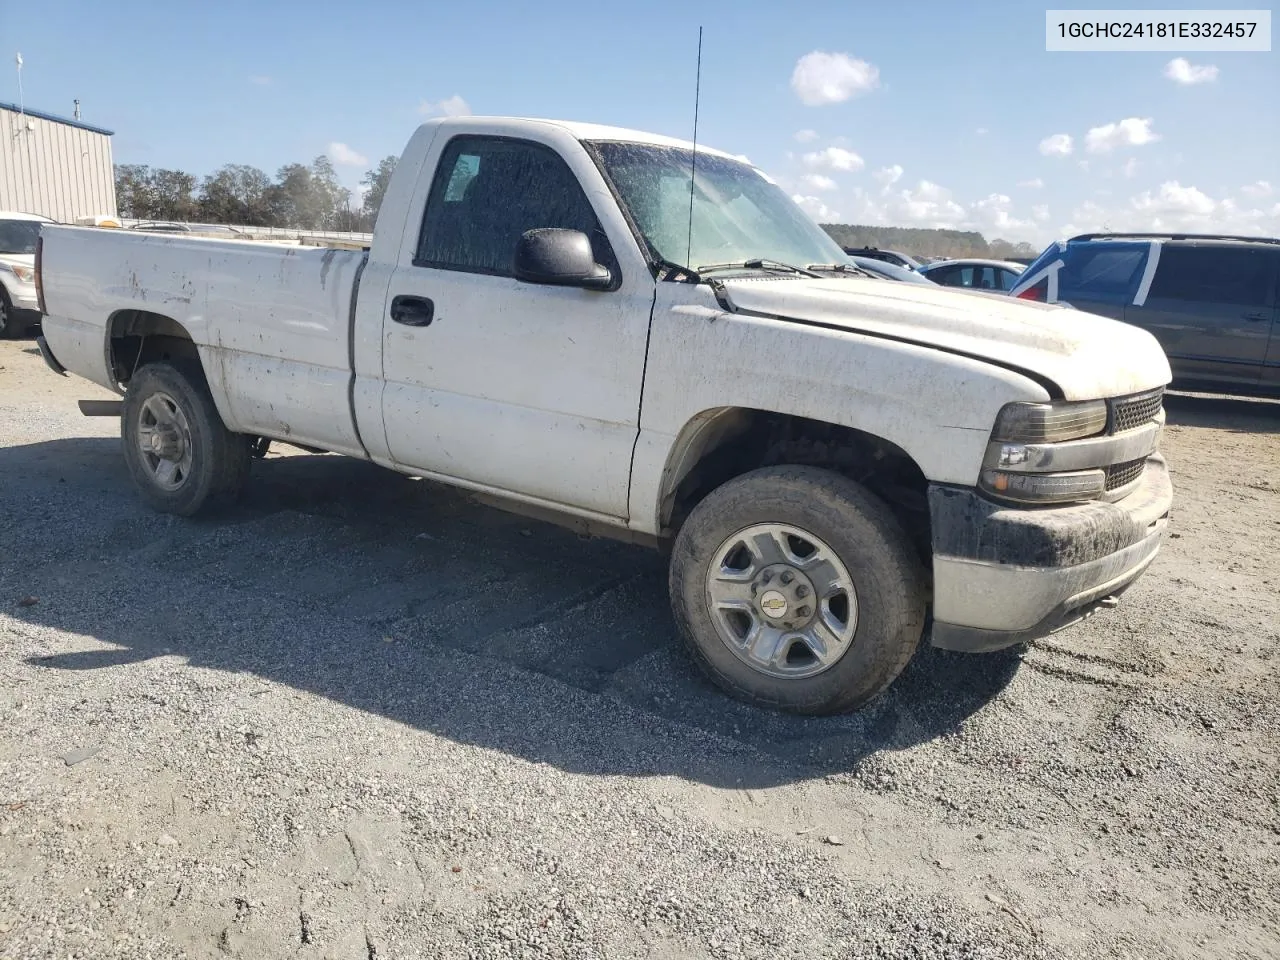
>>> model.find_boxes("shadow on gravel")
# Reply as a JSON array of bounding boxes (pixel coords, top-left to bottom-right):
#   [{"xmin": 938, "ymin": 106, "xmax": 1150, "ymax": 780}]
[
  {"xmin": 6, "ymin": 436, "xmax": 1020, "ymax": 789},
  {"xmin": 1164, "ymin": 392, "xmax": 1280, "ymax": 434}
]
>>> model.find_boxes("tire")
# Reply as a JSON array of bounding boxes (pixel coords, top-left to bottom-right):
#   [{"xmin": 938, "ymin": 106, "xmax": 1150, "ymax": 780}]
[
  {"xmin": 0, "ymin": 287, "xmax": 21, "ymax": 339},
  {"xmin": 120, "ymin": 361, "xmax": 251, "ymax": 516},
  {"xmin": 669, "ymin": 465, "xmax": 927, "ymax": 715}
]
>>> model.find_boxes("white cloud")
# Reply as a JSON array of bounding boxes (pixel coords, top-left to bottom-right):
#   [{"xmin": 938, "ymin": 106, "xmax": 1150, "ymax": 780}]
[
  {"xmin": 801, "ymin": 146, "xmax": 865, "ymax": 172},
  {"xmin": 792, "ymin": 194, "xmax": 840, "ymax": 220},
  {"xmin": 896, "ymin": 180, "xmax": 965, "ymax": 226},
  {"xmin": 968, "ymin": 193, "xmax": 1034, "ymax": 235},
  {"xmin": 1085, "ymin": 117, "xmax": 1159, "ymax": 153},
  {"xmin": 1164, "ymin": 58, "xmax": 1219, "ymax": 85},
  {"xmin": 732, "ymin": 154, "xmax": 753, "ymax": 165},
  {"xmin": 1131, "ymin": 181, "xmax": 1215, "ymax": 218},
  {"xmin": 841, "ymin": 182, "xmax": 1048, "ymax": 243},
  {"xmin": 1058, "ymin": 182, "xmax": 1280, "ymax": 239},
  {"xmin": 1018, "ymin": 178, "xmax": 1045, "ymax": 189},
  {"xmin": 1078, "ymin": 160, "xmax": 1091, "ymax": 172},
  {"xmin": 418, "ymin": 95, "xmax": 471, "ymax": 118},
  {"xmin": 1242, "ymin": 180, "xmax": 1273, "ymax": 199},
  {"xmin": 790, "ymin": 51, "xmax": 880, "ymax": 106},
  {"xmin": 872, "ymin": 164, "xmax": 903, "ymax": 188},
  {"xmin": 802, "ymin": 174, "xmax": 838, "ymax": 192},
  {"xmin": 1039, "ymin": 133, "xmax": 1073, "ymax": 157},
  {"xmin": 1122, "ymin": 158, "xmax": 1140, "ymax": 178},
  {"xmin": 794, "ymin": 129, "xmax": 819, "ymax": 143},
  {"xmin": 327, "ymin": 142, "xmax": 368, "ymax": 167},
  {"xmin": 975, "ymin": 127, "xmax": 989, "ymax": 135},
  {"xmin": 249, "ymin": 75, "xmax": 272, "ymax": 86}
]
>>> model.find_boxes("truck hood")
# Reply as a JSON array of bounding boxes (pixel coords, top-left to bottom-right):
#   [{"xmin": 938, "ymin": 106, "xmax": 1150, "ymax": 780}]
[{"xmin": 715, "ymin": 276, "xmax": 1171, "ymax": 401}]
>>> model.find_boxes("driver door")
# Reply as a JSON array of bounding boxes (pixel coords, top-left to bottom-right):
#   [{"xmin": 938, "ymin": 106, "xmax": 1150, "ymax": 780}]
[{"xmin": 378, "ymin": 135, "xmax": 654, "ymax": 518}]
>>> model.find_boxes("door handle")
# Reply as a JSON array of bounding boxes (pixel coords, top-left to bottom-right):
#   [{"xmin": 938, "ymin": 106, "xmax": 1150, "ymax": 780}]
[
  {"xmin": 391, "ymin": 295, "xmax": 434, "ymax": 327},
  {"xmin": 1242, "ymin": 312, "xmax": 1271, "ymax": 322}
]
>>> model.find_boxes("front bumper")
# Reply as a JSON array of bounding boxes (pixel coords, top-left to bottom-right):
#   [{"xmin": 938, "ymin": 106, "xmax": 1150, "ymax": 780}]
[
  {"xmin": 10, "ymin": 289, "xmax": 39, "ymax": 312},
  {"xmin": 928, "ymin": 454, "xmax": 1173, "ymax": 652}
]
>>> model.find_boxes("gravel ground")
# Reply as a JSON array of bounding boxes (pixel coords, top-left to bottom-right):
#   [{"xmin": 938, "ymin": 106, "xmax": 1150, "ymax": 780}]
[{"xmin": 1, "ymin": 336, "xmax": 1277, "ymax": 960}]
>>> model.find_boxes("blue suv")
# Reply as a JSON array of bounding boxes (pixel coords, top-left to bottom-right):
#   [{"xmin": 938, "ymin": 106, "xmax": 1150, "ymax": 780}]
[{"xmin": 1010, "ymin": 233, "xmax": 1280, "ymax": 398}]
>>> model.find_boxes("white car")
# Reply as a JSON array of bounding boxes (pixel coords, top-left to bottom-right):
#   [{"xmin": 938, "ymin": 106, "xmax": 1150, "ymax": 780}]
[
  {"xmin": 0, "ymin": 211, "xmax": 54, "ymax": 338},
  {"xmin": 918, "ymin": 258, "xmax": 1027, "ymax": 293},
  {"xmin": 33, "ymin": 116, "xmax": 1174, "ymax": 714}
]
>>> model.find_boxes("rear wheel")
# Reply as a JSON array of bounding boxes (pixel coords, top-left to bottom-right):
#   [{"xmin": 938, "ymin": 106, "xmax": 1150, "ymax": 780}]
[
  {"xmin": 669, "ymin": 465, "xmax": 927, "ymax": 715},
  {"xmin": 121, "ymin": 361, "xmax": 251, "ymax": 516}
]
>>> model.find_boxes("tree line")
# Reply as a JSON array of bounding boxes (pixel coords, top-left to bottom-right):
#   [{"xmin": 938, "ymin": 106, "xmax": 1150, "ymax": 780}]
[
  {"xmin": 820, "ymin": 223, "xmax": 1041, "ymax": 260},
  {"xmin": 114, "ymin": 156, "xmax": 1043, "ymax": 256},
  {"xmin": 114, "ymin": 155, "xmax": 399, "ymax": 232}
]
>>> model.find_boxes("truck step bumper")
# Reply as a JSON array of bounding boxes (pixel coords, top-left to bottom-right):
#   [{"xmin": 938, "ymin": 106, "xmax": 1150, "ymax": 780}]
[{"xmin": 926, "ymin": 455, "xmax": 1173, "ymax": 653}]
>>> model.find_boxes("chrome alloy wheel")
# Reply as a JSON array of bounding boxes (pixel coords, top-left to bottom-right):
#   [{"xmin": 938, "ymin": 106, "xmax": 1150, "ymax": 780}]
[
  {"xmin": 704, "ymin": 523, "xmax": 859, "ymax": 680},
  {"xmin": 135, "ymin": 391, "xmax": 194, "ymax": 491}
]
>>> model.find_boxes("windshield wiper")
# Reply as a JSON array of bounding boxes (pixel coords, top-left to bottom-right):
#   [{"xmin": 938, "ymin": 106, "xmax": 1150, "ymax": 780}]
[
  {"xmin": 806, "ymin": 262, "xmax": 876, "ymax": 278},
  {"xmin": 696, "ymin": 258, "xmax": 822, "ymax": 278}
]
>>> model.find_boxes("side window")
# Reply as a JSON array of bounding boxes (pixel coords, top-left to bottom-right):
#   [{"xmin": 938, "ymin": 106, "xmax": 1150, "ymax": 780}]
[
  {"xmin": 1058, "ymin": 244, "xmax": 1148, "ymax": 304},
  {"xmin": 1147, "ymin": 246, "xmax": 1273, "ymax": 307},
  {"xmin": 416, "ymin": 136, "xmax": 613, "ymax": 278},
  {"xmin": 998, "ymin": 269, "xmax": 1020, "ymax": 291}
]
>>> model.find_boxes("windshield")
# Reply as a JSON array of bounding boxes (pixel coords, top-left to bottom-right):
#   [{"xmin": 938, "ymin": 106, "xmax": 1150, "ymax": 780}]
[
  {"xmin": 0, "ymin": 219, "xmax": 43, "ymax": 256},
  {"xmin": 587, "ymin": 141, "xmax": 850, "ymax": 274}
]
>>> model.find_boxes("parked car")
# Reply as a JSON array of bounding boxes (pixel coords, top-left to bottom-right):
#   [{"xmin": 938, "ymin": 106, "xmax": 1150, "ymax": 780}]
[
  {"xmin": 128, "ymin": 222, "xmax": 193, "ymax": 233},
  {"xmin": 34, "ymin": 116, "xmax": 1174, "ymax": 715},
  {"xmin": 0, "ymin": 211, "xmax": 54, "ymax": 338},
  {"xmin": 841, "ymin": 247, "xmax": 923, "ymax": 271},
  {"xmin": 847, "ymin": 255, "xmax": 938, "ymax": 284},
  {"xmin": 1010, "ymin": 233, "xmax": 1280, "ymax": 398},
  {"xmin": 918, "ymin": 258, "xmax": 1026, "ymax": 292}
]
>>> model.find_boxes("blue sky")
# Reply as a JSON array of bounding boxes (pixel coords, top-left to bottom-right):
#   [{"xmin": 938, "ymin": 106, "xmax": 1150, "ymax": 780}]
[{"xmin": 4, "ymin": 0, "xmax": 1277, "ymax": 243}]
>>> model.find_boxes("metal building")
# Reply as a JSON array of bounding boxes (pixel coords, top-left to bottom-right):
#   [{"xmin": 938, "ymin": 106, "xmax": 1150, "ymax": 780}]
[{"xmin": 0, "ymin": 101, "xmax": 117, "ymax": 222}]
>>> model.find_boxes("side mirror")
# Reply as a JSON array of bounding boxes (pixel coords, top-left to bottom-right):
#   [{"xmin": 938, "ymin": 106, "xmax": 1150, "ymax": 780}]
[{"xmin": 514, "ymin": 228, "xmax": 612, "ymax": 290}]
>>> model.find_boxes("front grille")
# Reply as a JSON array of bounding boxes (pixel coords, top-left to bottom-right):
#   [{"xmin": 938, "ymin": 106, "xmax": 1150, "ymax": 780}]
[
  {"xmin": 1105, "ymin": 458, "xmax": 1146, "ymax": 491},
  {"xmin": 1110, "ymin": 388, "xmax": 1164, "ymax": 434}
]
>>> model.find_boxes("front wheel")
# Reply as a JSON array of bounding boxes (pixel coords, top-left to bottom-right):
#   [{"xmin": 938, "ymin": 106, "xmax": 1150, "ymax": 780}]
[
  {"xmin": 121, "ymin": 361, "xmax": 251, "ymax": 516},
  {"xmin": 668, "ymin": 465, "xmax": 927, "ymax": 715},
  {"xmin": 0, "ymin": 288, "xmax": 22, "ymax": 339}
]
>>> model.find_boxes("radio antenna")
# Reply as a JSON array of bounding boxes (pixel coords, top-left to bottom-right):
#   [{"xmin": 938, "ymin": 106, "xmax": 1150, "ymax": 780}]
[{"xmin": 685, "ymin": 26, "xmax": 703, "ymax": 269}]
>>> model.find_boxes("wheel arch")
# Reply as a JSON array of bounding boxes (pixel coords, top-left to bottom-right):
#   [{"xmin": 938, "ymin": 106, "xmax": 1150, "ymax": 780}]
[
  {"xmin": 105, "ymin": 309, "xmax": 240, "ymax": 429},
  {"xmin": 654, "ymin": 406, "xmax": 933, "ymax": 567},
  {"xmin": 105, "ymin": 309, "xmax": 203, "ymax": 388}
]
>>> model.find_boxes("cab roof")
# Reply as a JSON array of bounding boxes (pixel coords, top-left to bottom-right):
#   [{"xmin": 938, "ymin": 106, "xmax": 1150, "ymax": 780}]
[{"xmin": 423, "ymin": 116, "xmax": 747, "ymax": 164}]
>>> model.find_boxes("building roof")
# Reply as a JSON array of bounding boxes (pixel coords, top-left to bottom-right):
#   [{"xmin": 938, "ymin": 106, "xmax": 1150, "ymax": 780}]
[{"xmin": 0, "ymin": 101, "xmax": 114, "ymax": 137}]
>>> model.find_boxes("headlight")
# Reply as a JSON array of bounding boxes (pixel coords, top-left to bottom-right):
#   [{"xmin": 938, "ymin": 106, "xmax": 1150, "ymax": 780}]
[
  {"xmin": 1, "ymin": 263, "xmax": 35, "ymax": 283},
  {"xmin": 980, "ymin": 468, "xmax": 1106, "ymax": 504},
  {"xmin": 992, "ymin": 399, "xmax": 1106, "ymax": 443}
]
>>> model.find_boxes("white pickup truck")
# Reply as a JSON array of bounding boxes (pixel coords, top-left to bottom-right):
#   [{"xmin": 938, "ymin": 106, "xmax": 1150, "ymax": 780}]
[{"xmin": 33, "ymin": 116, "xmax": 1174, "ymax": 714}]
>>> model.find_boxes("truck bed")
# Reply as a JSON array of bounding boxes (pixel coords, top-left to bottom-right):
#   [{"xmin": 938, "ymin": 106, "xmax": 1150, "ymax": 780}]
[{"xmin": 39, "ymin": 225, "xmax": 369, "ymax": 456}]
